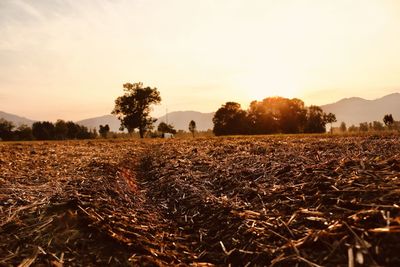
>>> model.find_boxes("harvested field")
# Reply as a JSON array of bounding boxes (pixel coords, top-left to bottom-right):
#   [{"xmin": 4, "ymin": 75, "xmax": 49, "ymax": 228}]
[{"xmin": 1, "ymin": 135, "xmax": 400, "ymax": 266}]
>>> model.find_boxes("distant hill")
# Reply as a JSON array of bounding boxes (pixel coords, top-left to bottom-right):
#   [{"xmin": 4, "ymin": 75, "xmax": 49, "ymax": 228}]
[
  {"xmin": 76, "ymin": 115, "xmax": 122, "ymax": 132},
  {"xmin": 0, "ymin": 111, "xmax": 35, "ymax": 126},
  {"xmin": 156, "ymin": 111, "xmax": 214, "ymax": 131},
  {"xmin": 321, "ymin": 93, "xmax": 400, "ymax": 126},
  {"xmin": 76, "ymin": 111, "xmax": 214, "ymax": 132}
]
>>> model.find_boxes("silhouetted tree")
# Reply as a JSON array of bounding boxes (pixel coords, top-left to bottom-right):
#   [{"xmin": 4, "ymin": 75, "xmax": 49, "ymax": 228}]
[
  {"xmin": 277, "ymin": 98, "xmax": 307, "ymax": 134},
  {"xmin": 55, "ymin": 120, "xmax": 68, "ymax": 140},
  {"xmin": 339, "ymin": 122, "xmax": 347, "ymax": 132},
  {"xmin": 188, "ymin": 120, "xmax": 196, "ymax": 137},
  {"xmin": 359, "ymin": 122, "xmax": 369, "ymax": 132},
  {"xmin": 247, "ymin": 100, "xmax": 278, "ymax": 134},
  {"xmin": 247, "ymin": 97, "xmax": 308, "ymax": 134},
  {"xmin": 157, "ymin": 122, "xmax": 177, "ymax": 134},
  {"xmin": 383, "ymin": 114, "xmax": 394, "ymax": 128},
  {"xmin": 15, "ymin": 125, "xmax": 33, "ymax": 140},
  {"xmin": 112, "ymin": 82, "xmax": 161, "ymax": 138},
  {"xmin": 324, "ymin": 113, "xmax": 337, "ymax": 134},
  {"xmin": 99, "ymin": 124, "xmax": 110, "ymax": 138},
  {"xmin": 305, "ymin": 106, "xmax": 326, "ymax": 133},
  {"xmin": 0, "ymin": 119, "xmax": 15, "ymax": 141},
  {"xmin": 66, "ymin": 121, "xmax": 79, "ymax": 139},
  {"xmin": 32, "ymin": 121, "xmax": 55, "ymax": 140},
  {"xmin": 212, "ymin": 97, "xmax": 334, "ymax": 136},
  {"xmin": 213, "ymin": 102, "xmax": 249, "ymax": 136},
  {"xmin": 76, "ymin": 125, "xmax": 93, "ymax": 139}
]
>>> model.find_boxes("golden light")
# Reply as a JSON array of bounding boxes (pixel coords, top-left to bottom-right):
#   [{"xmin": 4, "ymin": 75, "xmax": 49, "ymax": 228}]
[{"xmin": 237, "ymin": 68, "xmax": 303, "ymax": 102}]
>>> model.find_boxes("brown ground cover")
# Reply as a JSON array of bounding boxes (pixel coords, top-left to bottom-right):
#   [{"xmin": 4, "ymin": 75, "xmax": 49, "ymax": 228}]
[{"xmin": 0, "ymin": 135, "xmax": 400, "ymax": 266}]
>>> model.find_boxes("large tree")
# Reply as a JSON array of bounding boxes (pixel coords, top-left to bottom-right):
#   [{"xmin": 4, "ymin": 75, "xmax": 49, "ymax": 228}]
[
  {"xmin": 112, "ymin": 82, "xmax": 161, "ymax": 138},
  {"xmin": 32, "ymin": 121, "xmax": 55, "ymax": 140},
  {"xmin": 305, "ymin": 105, "xmax": 327, "ymax": 133},
  {"xmin": 213, "ymin": 102, "xmax": 249, "ymax": 136},
  {"xmin": 247, "ymin": 100, "xmax": 277, "ymax": 134},
  {"xmin": 0, "ymin": 118, "xmax": 15, "ymax": 141}
]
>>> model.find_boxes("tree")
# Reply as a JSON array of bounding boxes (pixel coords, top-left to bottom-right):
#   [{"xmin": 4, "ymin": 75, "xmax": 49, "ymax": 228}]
[
  {"xmin": 213, "ymin": 102, "xmax": 249, "ymax": 136},
  {"xmin": 99, "ymin": 124, "xmax": 110, "ymax": 138},
  {"xmin": 188, "ymin": 120, "xmax": 196, "ymax": 137},
  {"xmin": 359, "ymin": 122, "xmax": 369, "ymax": 132},
  {"xmin": 75, "ymin": 125, "xmax": 93, "ymax": 139},
  {"xmin": 324, "ymin": 113, "xmax": 337, "ymax": 134},
  {"xmin": 112, "ymin": 82, "xmax": 161, "ymax": 138},
  {"xmin": 32, "ymin": 121, "xmax": 55, "ymax": 140},
  {"xmin": 383, "ymin": 114, "xmax": 394, "ymax": 128},
  {"xmin": 15, "ymin": 125, "xmax": 33, "ymax": 140},
  {"xmin": 157, "ymin": 122, "xmax": 177, "ymax": 134},
  {"xmin": 247, "ymin": 100, "xmax": 278, "ymax": 134},
  {"xmin": 305, "ymin": 106, "xmax": 326, "ymax": 133},
  {"xmin": 66, "ymin": 121, "xmax": 80, "ymax": 139},
  {"xmin": 0, "ymin": 118, "xmax": 15, "ymax": 141},
  {"xmin": 339, "ymin": 122, "xmax": 347, "ymax": 132},
  {"xmin": 55, "ymin": 120, "xmax": 68, "ymax": 140}
]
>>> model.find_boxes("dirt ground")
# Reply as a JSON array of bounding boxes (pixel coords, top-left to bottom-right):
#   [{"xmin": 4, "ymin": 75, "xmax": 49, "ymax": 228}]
[{"xmin": 1, "ymin": 135, "xmax": 400, "ymax": 266}]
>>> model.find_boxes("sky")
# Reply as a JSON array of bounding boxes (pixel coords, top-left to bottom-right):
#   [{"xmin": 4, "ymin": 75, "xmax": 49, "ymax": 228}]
[{"xmin": 1, "ymin": 0, "xmax": 400, "ymax": 121}]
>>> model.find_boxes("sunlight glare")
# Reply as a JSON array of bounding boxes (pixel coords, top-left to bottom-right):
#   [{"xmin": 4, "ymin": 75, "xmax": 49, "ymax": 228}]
[{"xmin": 238, "ymin": 69, "xmax": 302, "ymax": 102}]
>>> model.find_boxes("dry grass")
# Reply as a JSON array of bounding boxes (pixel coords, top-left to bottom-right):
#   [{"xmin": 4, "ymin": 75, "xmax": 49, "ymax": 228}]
[{"xmin": 1, "ymin": 135, "xmax": 399, "ymax": 266}]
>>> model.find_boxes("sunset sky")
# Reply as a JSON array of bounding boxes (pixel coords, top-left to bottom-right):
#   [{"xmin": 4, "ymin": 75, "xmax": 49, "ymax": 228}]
[{"xmin": 1, "ymin": 0, "xmax": 400, "ymax": 121}]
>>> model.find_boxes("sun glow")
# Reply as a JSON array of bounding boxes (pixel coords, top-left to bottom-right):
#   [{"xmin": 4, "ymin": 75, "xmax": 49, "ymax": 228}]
[{"xmin": 237, "ymin": 68, "xmax": 304, "ymax": 103}]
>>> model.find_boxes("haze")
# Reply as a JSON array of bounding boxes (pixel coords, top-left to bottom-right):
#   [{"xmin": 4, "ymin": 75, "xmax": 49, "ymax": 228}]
[{"xmin": 1, "ymin": 0, "xmax": 400, "ymax": 121}]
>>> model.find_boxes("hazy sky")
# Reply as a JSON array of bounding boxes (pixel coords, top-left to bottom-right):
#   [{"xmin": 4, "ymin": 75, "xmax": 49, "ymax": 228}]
[{"xmin": 1, "ymin": 0, "xmax": 400, "ymax": 121}]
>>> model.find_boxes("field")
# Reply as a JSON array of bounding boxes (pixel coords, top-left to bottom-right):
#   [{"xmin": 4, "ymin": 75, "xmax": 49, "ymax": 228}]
[{"xmin": 1, "ymin": 135, "xmax": 400, "ymax": 266}]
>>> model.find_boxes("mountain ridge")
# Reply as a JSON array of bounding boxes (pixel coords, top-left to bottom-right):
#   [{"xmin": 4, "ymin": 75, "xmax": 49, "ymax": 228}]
[
  {"xmin": 0, "ymin": 111, "xmax": 35, "ymax": 126},
  {"xmin": 321, "ymin": 92, "xmax": 400, "ymax": 126}
]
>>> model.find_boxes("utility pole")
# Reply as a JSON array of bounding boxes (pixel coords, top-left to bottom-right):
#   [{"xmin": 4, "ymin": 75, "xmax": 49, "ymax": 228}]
[{"xmin": 166, "ymin": 107, "xmax": 168, "ymax": 124}]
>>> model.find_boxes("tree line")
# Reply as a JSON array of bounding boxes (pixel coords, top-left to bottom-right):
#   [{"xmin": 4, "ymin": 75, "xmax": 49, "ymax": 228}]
[
  {"xmin": 0, "ymin": 119, "xmax": 97, "ymax": 141},
  {"xmin": 336, "ymin": 114, "xmax": 399, "ymax": 133},
  {"xmin": 212, "ymin": 97, "xmax": 336, "ymax": 136},
  {"xmin": 111, "ymin": 83, "xmax": 337, "ymax": 138}
]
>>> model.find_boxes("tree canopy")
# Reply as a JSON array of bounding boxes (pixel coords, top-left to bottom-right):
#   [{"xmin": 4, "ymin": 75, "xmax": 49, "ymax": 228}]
[
  {"xmin": 99, "ymin": 124, "xmax": 110, "ymax": 138},
  {"xmin": 157, "ymin": 122, "xmax": 177, "ymax": 134},
  {"xmin": 0, "ymin": 119, "xmax": 96, "ymax": 141},
  {"xmin": 324, "ymin": 112, "xmax": 337, "ymax": 133},
  {"xmin": 112, "ymin": 82, "xmax": 161, "ymax": 138},
  {"xmin": 213, "ymin": 97, "xmax": 334, "ymax": 136},
  {"xmin": 213, "ymin": 102, "xmax": 249, "ymax": 136},
  {"xmin": 0, "ymin": 119, "xmax": 15, "ymax": 141},
  {"xmin": 383, "ymin": 114, "xmax": 394, "ymax": 127}
]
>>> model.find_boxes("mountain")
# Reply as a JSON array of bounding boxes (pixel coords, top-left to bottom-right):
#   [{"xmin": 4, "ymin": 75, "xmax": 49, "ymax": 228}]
[
  {"xmin": 76, "ymin": 111, "xmax": 214, "ymax": 132},
  {"xmin": 156, "ymin": 111, "xmax": 214, "ymax": 131},
  {"xmin": 0, "ymin": 111, "xmax": 35, "ymax": 126},
  {"xmin": 321, "ymin": 93, "xmax": 400, "ymax": 126},
  {"xmin": 76, "ymin": 115, "xmax": 121, "ymax": 132}
]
